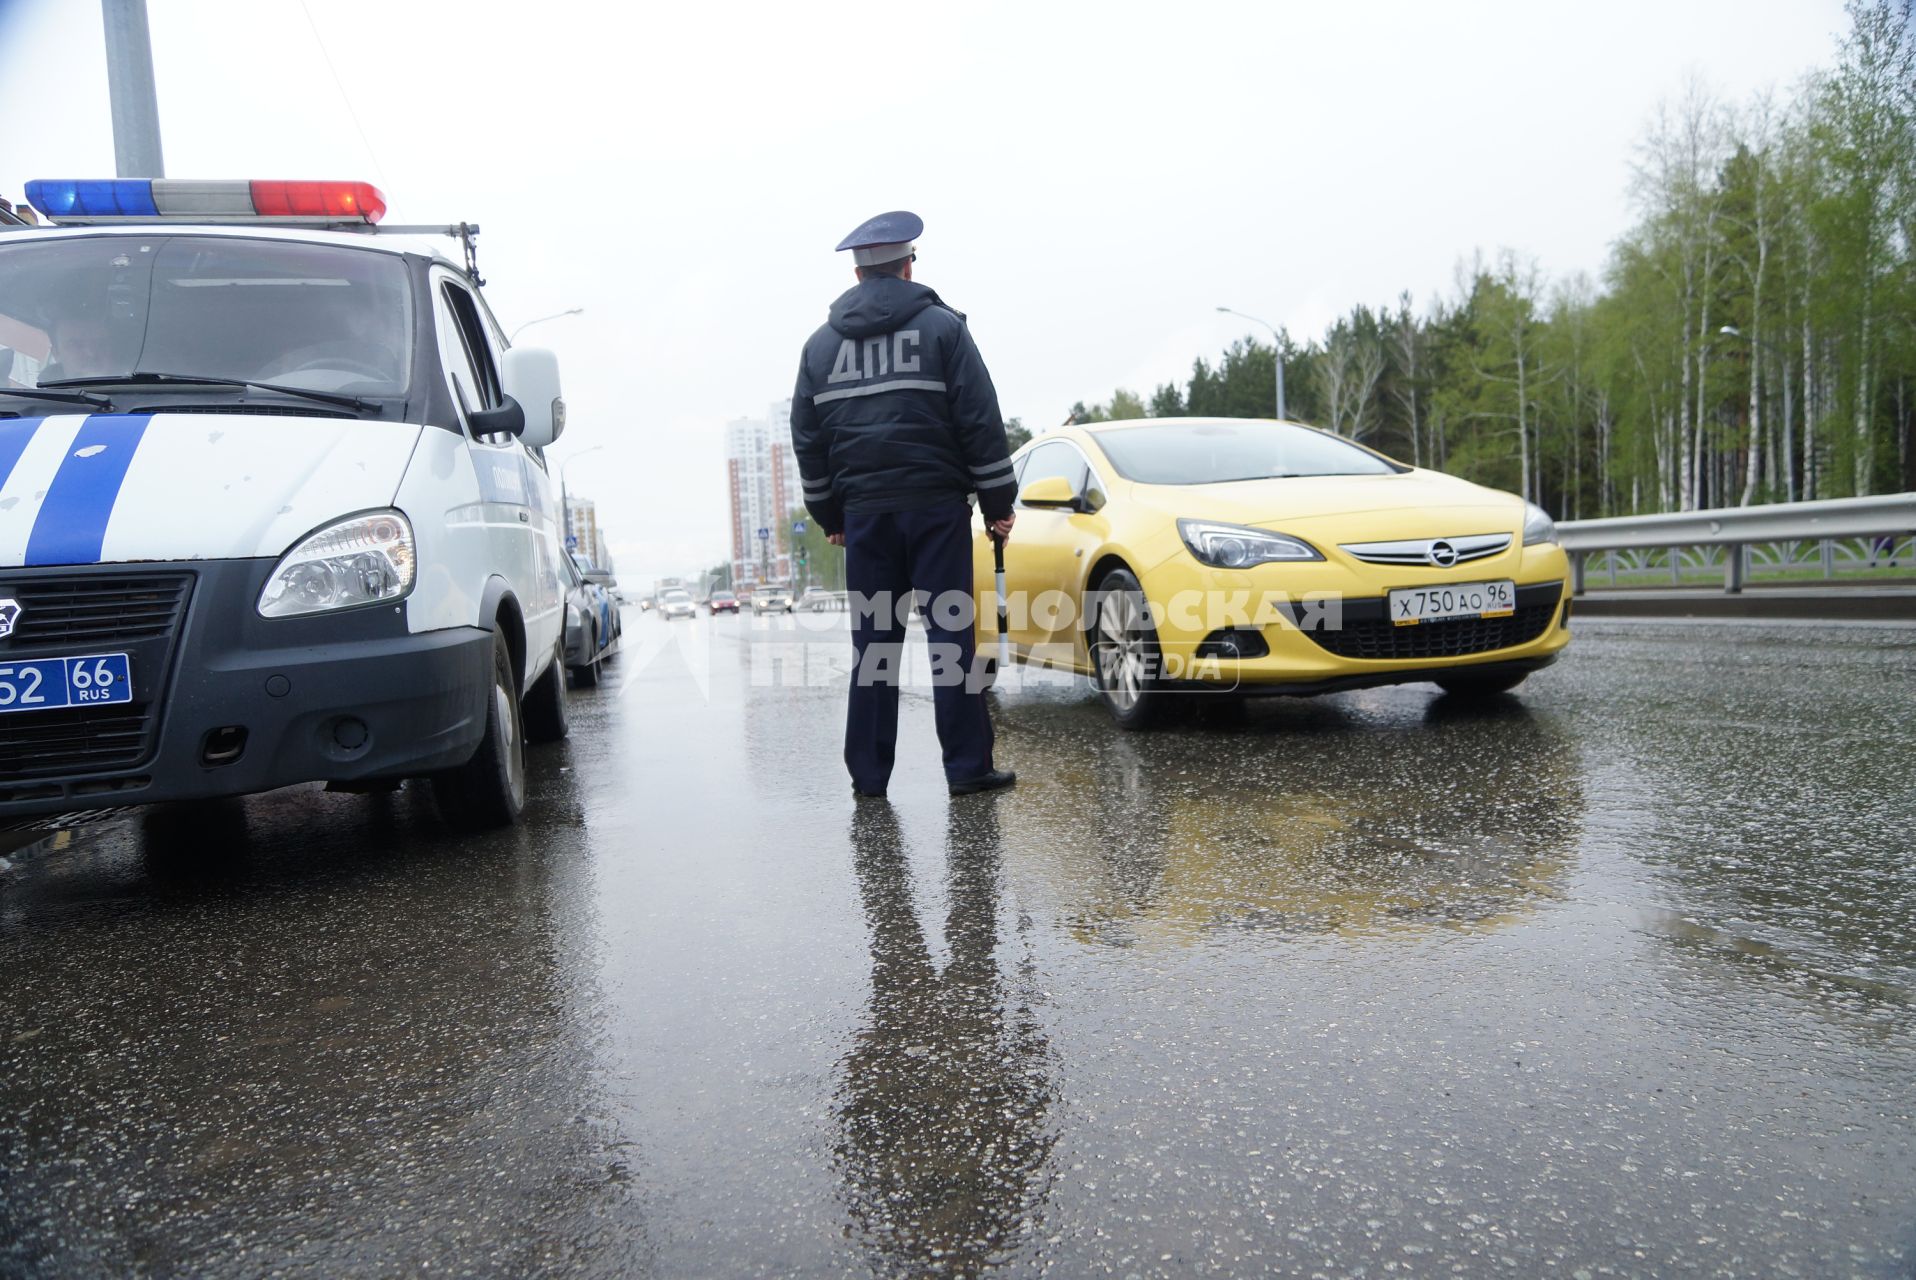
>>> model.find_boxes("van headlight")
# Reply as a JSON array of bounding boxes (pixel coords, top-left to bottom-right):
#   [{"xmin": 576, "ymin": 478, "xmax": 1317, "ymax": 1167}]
[
  {"xmin": 1522, "ymin": 501, "xmax": 1557, "ymax": 546},
  {"xmin": 259, "ymin": 510, "xmax": 416, "ymax": 617},
  {"xmin": 1178, "ymin": 518, "xmax": 1323, "ymax": 568}
]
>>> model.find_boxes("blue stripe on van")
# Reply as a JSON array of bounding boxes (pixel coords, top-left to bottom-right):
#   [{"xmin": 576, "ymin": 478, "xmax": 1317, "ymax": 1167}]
[
  {"xmin": 24, "ymin": 414, "xmax": 153, "ymax": 567},
  {"xmin": 0, "ymin": 417, "xmax": 42, "ymax": 492}
]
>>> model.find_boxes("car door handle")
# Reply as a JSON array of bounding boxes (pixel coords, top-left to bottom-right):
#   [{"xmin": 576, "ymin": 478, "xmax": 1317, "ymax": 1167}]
[{"xmin": 518, "ymin": 511, "xmax": 529, "ymax": 523}]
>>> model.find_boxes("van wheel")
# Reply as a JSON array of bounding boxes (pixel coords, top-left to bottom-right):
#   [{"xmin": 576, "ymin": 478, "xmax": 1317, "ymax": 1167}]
[
  {"xmin": 1089, "ymin": 567, "xmax": 1166, "ymax": 729},
  {"xmin": 523, "ymin": 641, "xmax": 569, "ymax": 743},
  {"xmin": 434, "ymin": 629, "xmax": 527, "ymax": 828}
]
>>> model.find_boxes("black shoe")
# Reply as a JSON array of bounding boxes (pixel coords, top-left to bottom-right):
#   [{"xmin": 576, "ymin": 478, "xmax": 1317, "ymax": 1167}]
[
  {"xmin": 948, "ymin": 769, "xmax": 1016, "ymax": 796},
  {"xmin": 852, "ymin": 784, "xmax": 888, "ymax": 800}
]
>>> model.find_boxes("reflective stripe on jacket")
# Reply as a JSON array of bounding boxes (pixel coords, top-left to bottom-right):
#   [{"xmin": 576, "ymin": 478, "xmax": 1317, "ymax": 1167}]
[{"xmin": 790, "ymin": 276, "xmax": 1014, "ymax": 536}]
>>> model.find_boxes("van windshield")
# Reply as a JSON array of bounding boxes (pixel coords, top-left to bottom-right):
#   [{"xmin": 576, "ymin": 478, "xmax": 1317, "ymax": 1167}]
[{"xmin": 0, "ymin": 235, "xmax": 412, "ymax": 399}]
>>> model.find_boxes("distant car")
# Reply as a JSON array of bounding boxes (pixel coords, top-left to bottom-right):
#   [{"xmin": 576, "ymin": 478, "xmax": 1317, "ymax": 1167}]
[
  {"xmin": 709, "ymin": 590, "xmax": 740, "ymax": 614},
  {"xmin": 659, "ymin": 589, "xmax": 697, "ymax": 620},
  {"xmin": 799, "ymin": 586, "xmax": 837, "ymax": 612},
  {"xmin": 562, "ymin": 553, "xmax": 615, "ymax": 686},
  {"xmin": 752, "ymin": 581, "xmax": 795, "ymax": 613},
  {"xmin": 563, "ymin": 551, "xmax": 624, "ymax": 651},
  {"xmin": 638, "ymin": 596, "xmax": 655, "ymax": 612},
  {"xmin": 569, "ymin": 552, "xmax": 621, "ymax": 652}
]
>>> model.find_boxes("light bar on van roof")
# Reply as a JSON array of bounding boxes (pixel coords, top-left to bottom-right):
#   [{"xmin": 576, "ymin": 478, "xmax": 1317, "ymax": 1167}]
[{"xmin": 23, "ymin": 179, "xmax": 387, "ymax": 226}]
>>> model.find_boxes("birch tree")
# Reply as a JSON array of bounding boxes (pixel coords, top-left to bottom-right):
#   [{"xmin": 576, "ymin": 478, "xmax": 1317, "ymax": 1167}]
[{"xmin": 1808, "ymin": 0, "xmax": 1914, "ymax": 493}]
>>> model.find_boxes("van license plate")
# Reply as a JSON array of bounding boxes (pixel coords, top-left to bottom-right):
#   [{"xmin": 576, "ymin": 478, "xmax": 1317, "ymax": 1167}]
[
  {"xmin": 1387, "ymin": 581, "xmax": 1516, "ymax": 626},
  {"xmin": 0, "ymin": 653, "xmax": 134, "ymax": 714}
]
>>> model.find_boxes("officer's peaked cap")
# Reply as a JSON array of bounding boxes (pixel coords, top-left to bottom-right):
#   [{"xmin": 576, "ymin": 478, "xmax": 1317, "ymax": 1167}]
[{"xmin": 836, "ymin": 210, "xmax": 922, "ymax": 266}]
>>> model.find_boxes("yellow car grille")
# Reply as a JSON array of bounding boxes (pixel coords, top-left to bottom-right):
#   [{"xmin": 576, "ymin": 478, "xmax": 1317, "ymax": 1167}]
[{"xmin": 1305, "ymin": 598, "xmax": 1560, "ymax": 661}]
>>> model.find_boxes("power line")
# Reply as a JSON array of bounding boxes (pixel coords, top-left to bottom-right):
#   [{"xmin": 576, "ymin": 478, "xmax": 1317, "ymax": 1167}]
[{"xmin": 295, "ymin": 0, "xmax": 388, "ymax": 187}]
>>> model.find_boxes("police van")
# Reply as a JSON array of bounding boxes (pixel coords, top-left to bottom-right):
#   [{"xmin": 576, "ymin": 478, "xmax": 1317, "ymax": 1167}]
[{"xmin": 0, "ymin": 179, "xmax": 572, "ymax": 829}]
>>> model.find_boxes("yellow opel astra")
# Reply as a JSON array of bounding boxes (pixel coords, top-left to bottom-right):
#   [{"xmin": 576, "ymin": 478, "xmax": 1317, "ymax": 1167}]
[{"xmin": 972, "ymin": 418, "xmax": 1572, "ymax": 727}]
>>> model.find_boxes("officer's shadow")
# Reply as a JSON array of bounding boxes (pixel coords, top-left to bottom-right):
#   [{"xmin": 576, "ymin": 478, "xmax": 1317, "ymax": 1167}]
[{"xmin": 834, "ymin": 800, "xmax": 1058, "ymax": 1274}]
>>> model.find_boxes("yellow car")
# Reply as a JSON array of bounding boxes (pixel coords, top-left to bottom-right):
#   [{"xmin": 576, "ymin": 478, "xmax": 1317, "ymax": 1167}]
[{"xmin": 972, "ymin": 417, "xmax": 1571, "ymax": 726}]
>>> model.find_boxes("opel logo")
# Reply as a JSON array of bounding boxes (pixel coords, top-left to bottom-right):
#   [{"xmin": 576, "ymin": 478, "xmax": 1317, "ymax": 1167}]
[
  {"xmin": 0, "ymin": 598, "xmax": 19, "ymax": 640},
  {"xmin": 1427, "ymin": 540, "xmax": 1459, "ymax": 568}
]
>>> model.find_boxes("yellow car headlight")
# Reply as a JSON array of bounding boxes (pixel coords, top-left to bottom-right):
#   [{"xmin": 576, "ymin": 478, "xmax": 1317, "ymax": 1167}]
[
  {"xmin": 1522, "ymin": 501, "xmax": 1558, "ymax": 546},
  {"xmin": 1178, "ymin": 518, "xmax": 1323, "ymax": 568}
]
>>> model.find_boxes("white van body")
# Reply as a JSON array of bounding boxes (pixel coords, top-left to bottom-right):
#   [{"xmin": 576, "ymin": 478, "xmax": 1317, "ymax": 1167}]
[{"xmin": 0, "ymin": 212, "xmax": 570, "ymax": 827}]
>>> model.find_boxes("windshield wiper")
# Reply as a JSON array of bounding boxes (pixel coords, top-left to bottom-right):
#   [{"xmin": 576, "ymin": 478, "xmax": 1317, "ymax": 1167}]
[
  {"xmin": 42, "ymin": 371, "xmax": 367, "ymax": 412},
  {"xmin": 0, "ymin": 385, "xmax": 115, "ymax": 410}
]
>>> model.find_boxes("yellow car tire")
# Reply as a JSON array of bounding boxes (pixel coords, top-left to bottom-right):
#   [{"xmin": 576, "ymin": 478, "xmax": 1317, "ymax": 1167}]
[{"xmin": 1090, "ymin": 566, "xmax": 1167, "ymax": 730}]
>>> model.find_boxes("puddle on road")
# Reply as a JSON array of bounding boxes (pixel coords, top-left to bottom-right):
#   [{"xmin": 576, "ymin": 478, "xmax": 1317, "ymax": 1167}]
[{"xmin": 988, "ymin": 687, "xmax": 1582, "ymax": 948}]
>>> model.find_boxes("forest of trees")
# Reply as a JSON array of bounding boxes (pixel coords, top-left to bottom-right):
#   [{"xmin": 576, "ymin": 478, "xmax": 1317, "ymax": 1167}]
[{"xmin": 1068, "ymin": 1, "xmax": 1916, "ymax": 519}]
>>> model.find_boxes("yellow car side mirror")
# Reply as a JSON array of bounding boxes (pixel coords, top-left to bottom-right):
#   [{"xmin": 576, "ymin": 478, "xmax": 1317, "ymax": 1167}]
[{"xmin": 1019, "ymin": 475, "xmax": 1079, "ymax": 508}]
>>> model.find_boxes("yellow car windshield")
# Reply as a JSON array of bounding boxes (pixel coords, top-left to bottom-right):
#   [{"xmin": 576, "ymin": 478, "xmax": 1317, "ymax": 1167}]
[{"xmin": 1096, "ymin": 422, "xmax": 1401, "ymax": 485}]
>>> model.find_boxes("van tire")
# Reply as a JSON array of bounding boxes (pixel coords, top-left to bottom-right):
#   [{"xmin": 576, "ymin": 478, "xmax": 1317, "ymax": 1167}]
[
  {"xmin": 524, "ymin": 642, "xmax": 569, "ymax": 743},
  {"xmin": 434, "ymin": 629, "xmax": 527, "ymax": 828}
]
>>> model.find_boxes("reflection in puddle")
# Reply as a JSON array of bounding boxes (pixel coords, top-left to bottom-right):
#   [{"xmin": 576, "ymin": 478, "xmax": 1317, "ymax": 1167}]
[
  {"xmin": 835, "ymin": 801, "xmax": 1057, "ymax": 1275},
  {"xmin": 997, "ymin": 691, "xmax": 1585, "ymax": 946}
]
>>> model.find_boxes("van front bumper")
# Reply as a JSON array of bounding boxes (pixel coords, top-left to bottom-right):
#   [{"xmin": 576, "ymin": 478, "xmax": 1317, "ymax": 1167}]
[{"xmin": 0, "ymin": 559, "xmax": 491, "ymax": 823}]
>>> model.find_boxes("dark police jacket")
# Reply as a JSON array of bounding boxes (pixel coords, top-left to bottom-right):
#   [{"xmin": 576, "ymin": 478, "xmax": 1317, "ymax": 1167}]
[{"xmin": 790, "ymin": 276, "xmax": 1015, "ymax": 536}]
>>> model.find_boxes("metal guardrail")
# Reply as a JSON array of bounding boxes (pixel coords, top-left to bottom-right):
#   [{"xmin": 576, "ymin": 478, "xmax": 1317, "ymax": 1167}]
[{"xmin": 1556, "ymin": 493, "xmax": 1916, "ymax": 594}]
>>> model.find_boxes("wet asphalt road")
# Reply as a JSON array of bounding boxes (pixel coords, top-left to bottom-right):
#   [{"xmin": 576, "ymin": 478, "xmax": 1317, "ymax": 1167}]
[{"xmin": 2, "ymin": 612, "xmax": 1914, "ymax": 1278}]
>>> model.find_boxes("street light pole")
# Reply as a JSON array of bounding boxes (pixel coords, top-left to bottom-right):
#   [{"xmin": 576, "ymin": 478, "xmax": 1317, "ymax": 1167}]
[
  {"xmin": 510, "ymin": 307, "xmax": 584, "ymax": 344},
  {"xmin": 1720, "ymin": 325, "xmax": 1799, "ymax": 503},
  {"xmin": 559, "ymin": 445, "xmax": 606, "ymax": 558},
  {"xmin": 1216, "ymin": 306, "xmax": 1286, "ymax": 422},
  {"xmin": 102, "ymin": 0, "xmax": 165, "ymax": 177}
]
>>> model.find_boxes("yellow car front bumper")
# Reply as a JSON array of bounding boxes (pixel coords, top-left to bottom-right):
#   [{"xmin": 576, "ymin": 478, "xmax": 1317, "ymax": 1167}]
[{"xmin": 1134, "ymin": 541, "xmax": 1572, "ymax": 688}]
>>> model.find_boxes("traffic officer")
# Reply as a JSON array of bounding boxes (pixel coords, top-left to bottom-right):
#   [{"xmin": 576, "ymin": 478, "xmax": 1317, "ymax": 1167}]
[{"xmin": 790, "ymin": 211, "xmax": 1018, "ymax": 798}]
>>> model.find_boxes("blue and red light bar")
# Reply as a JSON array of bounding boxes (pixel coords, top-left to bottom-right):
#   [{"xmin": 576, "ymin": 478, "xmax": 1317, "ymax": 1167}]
[{"xmin": 24, "ymin": 179, "xmax": 387, "ymax": 225}]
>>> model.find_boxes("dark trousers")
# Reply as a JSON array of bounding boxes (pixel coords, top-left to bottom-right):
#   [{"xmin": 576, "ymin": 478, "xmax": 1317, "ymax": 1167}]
[{"xmin": 843, "ymin": 502, "xmax": 995, "ymax": 791}]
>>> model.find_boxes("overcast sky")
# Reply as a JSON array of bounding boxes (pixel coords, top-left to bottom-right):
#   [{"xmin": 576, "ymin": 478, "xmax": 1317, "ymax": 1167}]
[{"xmin": 0, "ymin": 0, "xmax": 1853, "ymax": 581}]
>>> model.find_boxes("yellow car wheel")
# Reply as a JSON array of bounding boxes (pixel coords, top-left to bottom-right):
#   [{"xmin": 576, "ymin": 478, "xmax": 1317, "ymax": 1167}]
[{"xmin": 1090, "ymin": 567, "xmax": 1166, "ymax": 730}]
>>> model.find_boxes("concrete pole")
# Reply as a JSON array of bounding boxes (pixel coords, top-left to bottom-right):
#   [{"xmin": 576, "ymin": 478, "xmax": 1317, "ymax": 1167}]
[{"xmin": 102, "ymin": 0, "xmax": 165, "ymax": 178}]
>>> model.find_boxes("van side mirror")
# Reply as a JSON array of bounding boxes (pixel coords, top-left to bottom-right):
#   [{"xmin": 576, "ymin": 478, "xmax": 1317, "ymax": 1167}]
[
  {"xmin": 501, "ymin": 346, "xmax": 565, "ymax": 447},
  {"xmin": 1019, "ymin": 475, "xmax": 1080, "ymax": 509}
]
